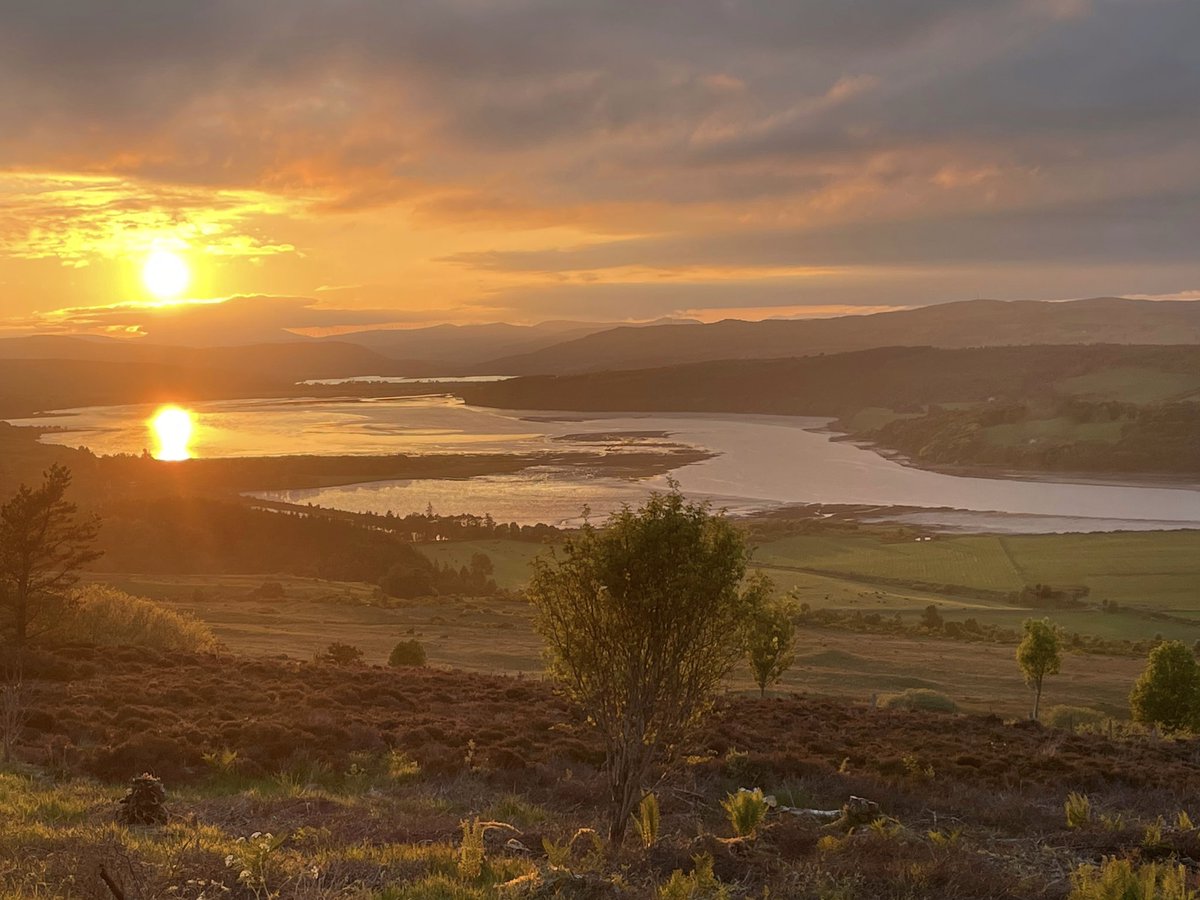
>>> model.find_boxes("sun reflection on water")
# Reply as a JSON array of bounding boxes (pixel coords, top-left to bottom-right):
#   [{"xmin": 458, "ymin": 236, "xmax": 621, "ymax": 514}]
[{"xmin": 149, "ymin": 406, "xmax": 194, "ymax": 460}]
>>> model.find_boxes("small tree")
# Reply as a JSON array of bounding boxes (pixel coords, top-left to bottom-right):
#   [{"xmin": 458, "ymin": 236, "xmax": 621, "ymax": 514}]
[
  {"xmin": 315, "ymin": 642, "xmax": 363, "ymax": 665},
  {"xmin": 744, "ymin": 582, "xmax": 796, "ymax": 698},
  {"xmin": 529, "ymin": 487, "xmax": 754, "ymax": 847},
  {"xmin": 388, "ymin": 639, "xmax": 427, "ymax": 667},
  {"xmin": 0, "ymin": 465, "xmax": 102, "ymax": 647},
  {"xmin": 1130, "ymin": 640, "xmax": 1200, "ymax": 732},
  {"xmin": 1016, "ymin": 618, "xmax": 1061, "ymax": 720}
]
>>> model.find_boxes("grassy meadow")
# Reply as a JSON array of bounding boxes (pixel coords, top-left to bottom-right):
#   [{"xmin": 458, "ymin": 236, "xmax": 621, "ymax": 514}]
[
  {"xmin": 415, "ymin": 531, "xmax": 1200, "ymax": 611},
  {"xmin": 71, "ymin": 526, "xmax": 1199, "ymax": 722}
]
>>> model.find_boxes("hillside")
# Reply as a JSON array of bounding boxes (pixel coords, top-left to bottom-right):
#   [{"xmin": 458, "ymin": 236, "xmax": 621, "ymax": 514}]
[
  {"xmin": 324, "ymin": 320, "xmax": 620, "ymax": 367},
  {"xmin": 480, "ymin": 297, "xmax": 1200, "ymax": 375},
  {"xmin": 0, "ymin": 358, "xmax": 287, "ymax": 418},
  {"xmin": 8, "ymin": 646, "xmax": 1200, "ymax": 898},
  {"xmin": 459, "ymin": 344, "xmax": 1200, "ymax": 417},
  {"xmin": 459, "ymin": 344, "xmax": 1200, "ymax": 475},
  {"xmin": 0, "ymin": 337, "xmax": 421, "ymax": 382}
]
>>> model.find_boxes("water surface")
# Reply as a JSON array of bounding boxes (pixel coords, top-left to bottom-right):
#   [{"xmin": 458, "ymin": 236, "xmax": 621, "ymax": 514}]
[{"xmin": 10, "ymin": 398, "xmax": 1199, "ymax": 532}]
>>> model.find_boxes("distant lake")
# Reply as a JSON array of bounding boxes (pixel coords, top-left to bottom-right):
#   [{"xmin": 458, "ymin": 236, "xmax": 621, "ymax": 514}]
[{"xmin": 9, "ymin": 396, "xmax": 1199, "ymax": 533}]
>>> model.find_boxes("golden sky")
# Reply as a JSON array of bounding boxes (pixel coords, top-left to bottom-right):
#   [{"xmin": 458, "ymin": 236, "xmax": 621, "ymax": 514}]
[{"xmin": 1, "ymin": 0, "xmax": 1197, "ymax": 340}]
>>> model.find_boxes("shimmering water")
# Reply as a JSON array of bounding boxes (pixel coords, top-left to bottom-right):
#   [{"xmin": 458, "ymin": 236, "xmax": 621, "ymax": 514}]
[{"xmin": 10, "ymin": 398, "xmax": 1199, "ymax": 532}]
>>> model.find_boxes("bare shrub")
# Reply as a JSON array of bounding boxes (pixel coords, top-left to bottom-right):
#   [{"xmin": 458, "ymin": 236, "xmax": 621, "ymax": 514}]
[{"xmin": 117, "ymin": 773, "xmax": 167, "ymax": 825}]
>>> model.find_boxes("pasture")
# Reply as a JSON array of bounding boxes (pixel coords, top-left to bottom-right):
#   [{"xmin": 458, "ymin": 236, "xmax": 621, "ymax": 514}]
[
  {"xmin": 1056, "ymin": 365, "xmax": 1200, "ymax": 404},
  {"xmin": 80, "ymin": 528, "xmax": 1199, "ymax": 720},
  {"xmin": 751, "ymin": 530, "xmax": 1200, "ymax": 610},
  {"xmin": 412, "ymin": 530, "xmax": 1200, "ymax": 612},
  {"xmin": 86, "ymin": 571, "xmax": 1153, "ymax": 718}
]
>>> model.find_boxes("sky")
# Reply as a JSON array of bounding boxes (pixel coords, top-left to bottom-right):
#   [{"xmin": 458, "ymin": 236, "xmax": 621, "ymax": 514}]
[{"xmin": 0, "ymin": 0, "xmax": 1197, "ymax": 339}]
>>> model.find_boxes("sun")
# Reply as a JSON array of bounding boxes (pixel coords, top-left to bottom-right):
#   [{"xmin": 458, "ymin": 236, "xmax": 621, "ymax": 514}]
[
  {"xmin": 142, "ymin": 250, "xmax": 191, "ymax": 299},
  {"xmin": 149, "ymin": 406, "xmax": 194, "ymax": 461}
]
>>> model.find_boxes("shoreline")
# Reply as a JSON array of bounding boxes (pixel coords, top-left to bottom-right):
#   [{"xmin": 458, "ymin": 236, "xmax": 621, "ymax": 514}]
[{"xmin": 817, "ymin": 427, "xmax": 1200, "ymax": 493}]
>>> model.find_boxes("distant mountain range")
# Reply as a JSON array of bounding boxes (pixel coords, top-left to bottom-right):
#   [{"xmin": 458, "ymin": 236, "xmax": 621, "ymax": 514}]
[
  {"xmin": 318, "ymin": 319, "xmax": 695, "ymax": 367},
  {"xmin": 1, "ymin": 298, "xmax": 1196, "ymax": 382},
  {"xmin": 455, "ymin": 343, "xmax": 1200, "ymax": 417},
  {"xmin": 0, "ymin": 336, "xmax": 419, "ymax": 381},
  {"xmin": 472, "ymin": 298, "xmax": 1200, "ymax": 375}
]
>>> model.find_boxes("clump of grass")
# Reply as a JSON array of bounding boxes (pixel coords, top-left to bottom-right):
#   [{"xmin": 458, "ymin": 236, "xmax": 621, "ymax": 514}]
[
  {"xmin": 658, "ymin": 854, "xmax": 732, "ymax": 900},
  {"xmin": 488, "ymin": 794, "xmax": 547, "ymax": 829},
  {"xmin": 61, "ymin": 584, "xmax": 220, "ymax": 652},
  {"xmin": 721, "ymin": 788, "xmax": 770, "ymax": 839},
  {"xmin": 1046, "ymin": 705, "xmax": 1108, "ymax": 731},
  {"xmin": 542, "ymin": 828, "xmax": 605, "ymax": 873},
  {"xmin": 632, "ymin": 792, "xmax": 660, "ymax": 849},
  {"xmin": 457, "ymin": 818, "xmax": 519, "ymax": 881},
  {"xmin": 386, "ymin": 749, "xmax": 421, "ymax": 781},
  {"xmin": 1066, "ymin": 792, "xmax": 1093, "ymax": 829},
  {"xmin": 877, "ymin": 689, "xmax": 958, "ymax": 714},
  {"xmin": 1069, "ymin": 857, "xmax": 1198, "ymax": 899}
]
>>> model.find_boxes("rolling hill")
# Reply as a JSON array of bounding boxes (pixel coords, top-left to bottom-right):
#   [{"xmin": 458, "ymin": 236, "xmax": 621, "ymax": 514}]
[
  {"xmin": 477, "ymin": 297, "xmax": 1200, "ymax": 375},
  {"xmin": 324, "ymin": 317, "xmax": 699, "ymax": 367},
  {"xmin": 0, "ymin": 337, "xmax": 424, "ymax": 382},
  {"xmin": 458, "ymin": 343, "xmax": 1200, "ymax": 417}
]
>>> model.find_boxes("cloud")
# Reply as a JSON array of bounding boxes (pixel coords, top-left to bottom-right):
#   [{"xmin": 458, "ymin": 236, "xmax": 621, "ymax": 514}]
[
  {"xmin": 4, "ymin": 295, "xmax": 456, "ymax": 344},
  {"xmin": 0, "ymin": 0, "xmax": 1198, "ymax": 325},
  {"xmin": 0, "ymin": 173, "xmax": 298, "ymax": 266}
]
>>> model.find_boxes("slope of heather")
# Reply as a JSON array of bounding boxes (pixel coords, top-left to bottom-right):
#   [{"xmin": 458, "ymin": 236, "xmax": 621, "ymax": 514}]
[{"xmin": 9, "ymin": 646, "xmax": 1200, "ymax": 898}]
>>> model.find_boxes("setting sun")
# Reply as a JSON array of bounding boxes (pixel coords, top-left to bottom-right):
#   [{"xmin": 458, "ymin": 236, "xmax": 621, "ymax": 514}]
[
  {"xmin": 149, "ymin": 405, "xmax": 194, "ymax": 460},
  {"xmin": 142, "ymin": 250, "xmax": 191, "ymax": 300}
]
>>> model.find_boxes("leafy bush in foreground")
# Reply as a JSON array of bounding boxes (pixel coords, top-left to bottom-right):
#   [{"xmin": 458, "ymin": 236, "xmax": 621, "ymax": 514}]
[{"xmin": 58, "ymin": 584, "xmax": 219, "ymax": 652}]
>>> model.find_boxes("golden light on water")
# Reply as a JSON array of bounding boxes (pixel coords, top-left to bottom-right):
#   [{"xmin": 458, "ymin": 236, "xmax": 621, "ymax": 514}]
[
  {"xmin": 149, "ymin": 406, "xmax": 194, "ymax": 460},
  {"xmin": 142, "ymin": 250, "xmax": 191, "ymax": 299}
]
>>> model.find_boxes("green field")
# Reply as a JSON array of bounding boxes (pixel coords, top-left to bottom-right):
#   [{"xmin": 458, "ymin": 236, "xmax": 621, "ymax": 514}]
[
  {"xmin": 751, "ymin": 531, "xmax": 1200, "ymax": 609},
  {"xmin": 83, "ymin": 571, "xmax": 1150, "ymax": 716},
  {"xmin": 998, "ymin": 532, "xmax": 1200, "ymax": 609},
  {"xmin": 410, "ymin": 530, "xmax": 1200, "ymax": 618},
  {"xmin": 1056, "ymin": 366, "xmax": 1200, "ymax": 404},
  {"xmin": 85, "ymin": 528, "xmax": 1200, "ymax": 716},
  {"xmin": 753, "ymin": 534, "xmax": 1027, "ymax": 594},
  {"xmin": 415, "ymin": 539, "xmax": 547, "ymax": 589},
  {"xmin": 983, "ymin": 416, "xmax": 1124, "ymax": 447},
  {"xmin": 412, "ymin": 530, "xmax": 1200, "ymax": 648}
]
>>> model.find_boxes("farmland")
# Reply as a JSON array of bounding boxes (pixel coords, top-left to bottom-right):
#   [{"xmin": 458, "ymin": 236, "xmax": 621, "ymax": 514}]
[
  {"xmin": 78, "ymin": 526, "xmax": 1200, "ymax": 721},
  {"xmin": 86, "ymin": 572, "xmax": 1154, "ymax": 718},
  {"xmin": 415, "ymin": 531, "xmax": 1200, "ymax": 612}
]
